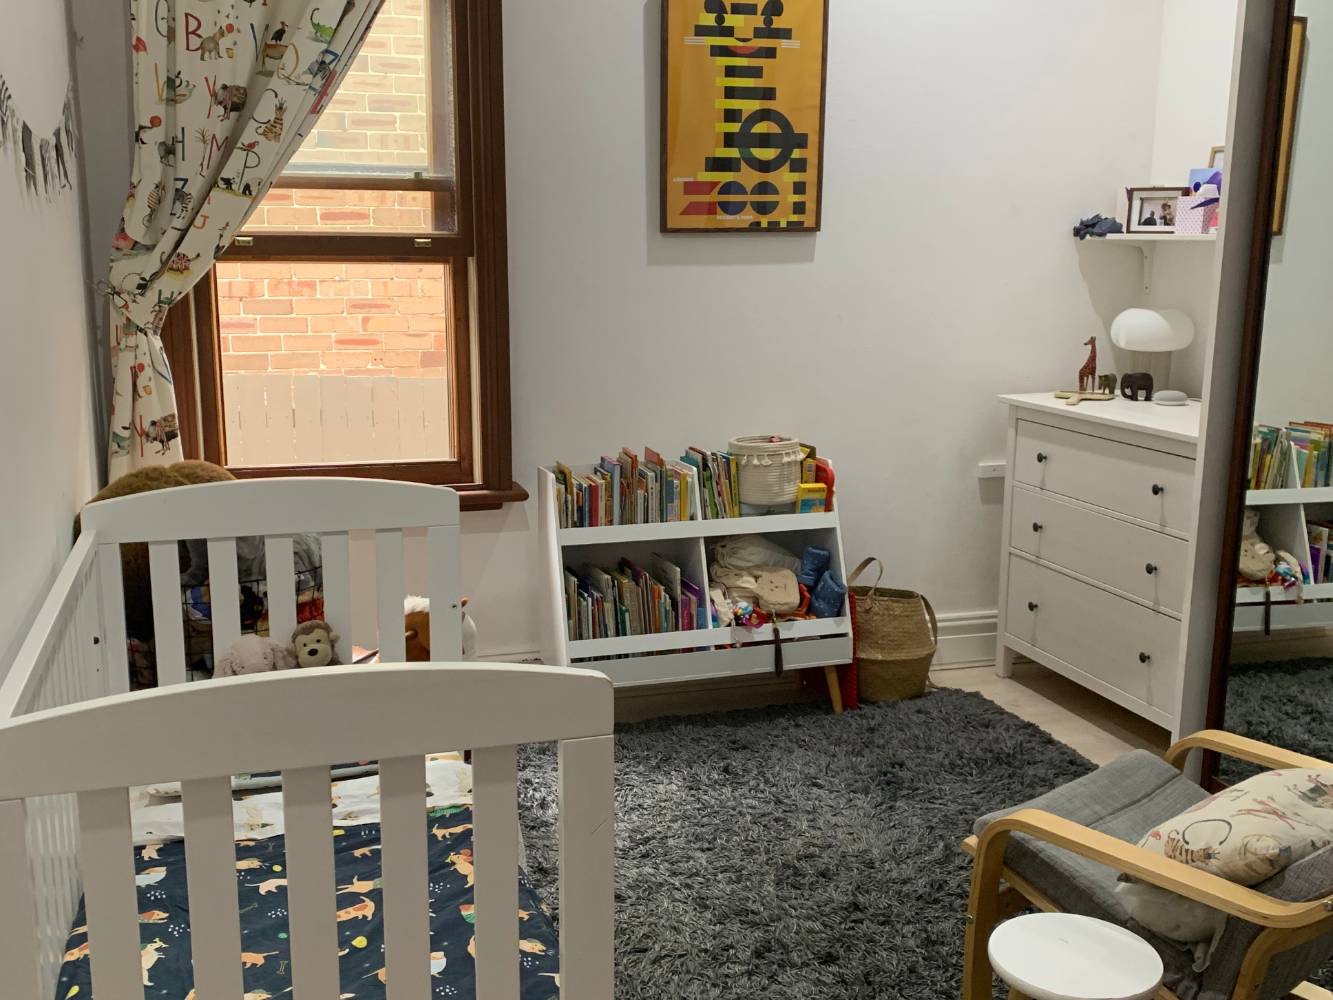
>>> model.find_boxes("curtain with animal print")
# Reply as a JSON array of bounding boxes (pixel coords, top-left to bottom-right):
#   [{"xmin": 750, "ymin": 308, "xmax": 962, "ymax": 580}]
[{"xmin": 107, "ymin": 0, "xmax": 384, "ymax": 477}]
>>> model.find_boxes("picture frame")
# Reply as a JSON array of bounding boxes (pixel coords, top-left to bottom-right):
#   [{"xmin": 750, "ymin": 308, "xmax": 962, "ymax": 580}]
[
  {"xmin": 1273, "ymin": 15, "xmax": 1307, "ymax": 236},
  {"xmin": 1209, "ymin": 145, "xmax": 1225, "ymax": 170},
  {"xmin": 660, "ymin": 0, "xmax": 830, "ymax": 233},
  {"xmin": 1125, "ymin": 186, "xmax": 1189, "ymax": 235}
]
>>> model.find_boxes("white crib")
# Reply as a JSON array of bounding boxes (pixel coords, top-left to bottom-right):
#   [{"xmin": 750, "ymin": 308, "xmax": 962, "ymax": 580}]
[{"xmin": 0, "ymin": 478, "xmax": 614, "ymax": 1000}]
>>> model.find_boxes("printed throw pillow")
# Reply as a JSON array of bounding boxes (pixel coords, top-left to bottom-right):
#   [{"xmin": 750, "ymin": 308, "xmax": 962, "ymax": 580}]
[{"xmin": 1136, "ymin": 768, "xmax": 1333, "ymax": 885}]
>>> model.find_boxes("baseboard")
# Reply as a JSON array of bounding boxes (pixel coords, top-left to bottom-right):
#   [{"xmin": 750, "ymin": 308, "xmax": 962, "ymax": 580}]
[{"xmin": 931, "ymin": 609, "xmax": 998, "ymax": 670}]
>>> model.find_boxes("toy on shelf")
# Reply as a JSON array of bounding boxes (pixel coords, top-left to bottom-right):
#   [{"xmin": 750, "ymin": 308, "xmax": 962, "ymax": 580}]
[
  {"xmin": 1098, "ymin": 373, "xmax": 1118, "ymax": 394},
  {"xmin": 1077, "ymin": 336, "xmax": 1098, "ymax": 392},
  {"xmin": 1121, "ymin": 372, "xmax": 1155, "ymax": 401},
  {"xmin": 1055, "ymin": 337, "xmax": 1113, "ymax": 405},
  {"xmin": 1239, "ymin": 509, "xmax": 1277, "ymax": 582}
]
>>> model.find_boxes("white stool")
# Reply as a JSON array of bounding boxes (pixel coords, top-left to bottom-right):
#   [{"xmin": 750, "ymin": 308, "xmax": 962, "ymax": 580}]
[{"xmin": 988, "ymin": 912, "xmax": 1165, "ymax": 1000}]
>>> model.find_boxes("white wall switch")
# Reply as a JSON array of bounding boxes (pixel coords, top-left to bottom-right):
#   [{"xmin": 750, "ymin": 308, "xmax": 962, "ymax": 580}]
[{"xmin": 977, "ymin": 460, "xmax": 1007, "ymax": 479}]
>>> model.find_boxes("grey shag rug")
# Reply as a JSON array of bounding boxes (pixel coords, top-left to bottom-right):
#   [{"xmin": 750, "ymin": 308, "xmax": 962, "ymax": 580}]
[
  {"xmin": 516, "ymin": 688, "xmax": 1094, "ymax": 999},
  {"xmin": 1220, "ymin": 657, "xmax": 1333, "ymax": 785}
]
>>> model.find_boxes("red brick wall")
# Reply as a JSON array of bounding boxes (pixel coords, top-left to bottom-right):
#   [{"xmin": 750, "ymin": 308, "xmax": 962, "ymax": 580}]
[{"xmin": 215, "ymin": 261, "xmax": 450, "ymax": 379}]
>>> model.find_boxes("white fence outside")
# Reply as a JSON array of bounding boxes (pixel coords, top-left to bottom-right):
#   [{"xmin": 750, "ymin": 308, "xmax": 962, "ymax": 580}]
[{"xmin": 223, "ymin": 372, "xmax": 452, "ymax": 467}]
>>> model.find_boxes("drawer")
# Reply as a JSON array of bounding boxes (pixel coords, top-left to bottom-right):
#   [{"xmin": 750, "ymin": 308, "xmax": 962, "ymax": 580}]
[
  {"xmin": 1009, "ymin": 487, "xmax": 1189, "ymax": 614},
  {"xmin": 1012, "ymin": 420, "xmax": 1194, "ymax": 533},
  {"xmin": 1005, "ymin": 555, "xmax": 1180, "ymax": 713}
]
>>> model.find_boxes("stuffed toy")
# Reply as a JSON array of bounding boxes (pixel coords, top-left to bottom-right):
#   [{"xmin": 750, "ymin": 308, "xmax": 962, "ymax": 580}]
[
  {"xmin": 404, "ymin": 596, "xmax": 478, "ymax": 661},
  {"xmin": 1238, "ymin": 508, "xmax": 1277, "ymax": 582},
  {"xmin": 290, "ymin": 620, "xmax": 341, "ymax": 667},
  {"xmin": 75, "ymin": 460, "xmax": 236, "ymax": 641},
  {"xmin": 214, "ymin": 635, "xmax": 298, "ymax": 677}
]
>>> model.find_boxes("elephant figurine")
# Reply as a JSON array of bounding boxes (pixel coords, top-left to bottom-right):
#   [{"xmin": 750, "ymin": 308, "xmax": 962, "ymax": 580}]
[
  {"xmin": 1120, "ymin": 372, "xmax": 1155, "ymax": 401},
  {"xmin": 1097, "ymin": 373, "xmax": 1118, "ymax": 395}
]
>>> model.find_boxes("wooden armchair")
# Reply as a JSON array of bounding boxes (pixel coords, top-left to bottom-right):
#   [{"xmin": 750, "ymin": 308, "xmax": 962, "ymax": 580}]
[{"xmin": 962, "ymin": 731, "xmax": 1333, "ymax": 1000}]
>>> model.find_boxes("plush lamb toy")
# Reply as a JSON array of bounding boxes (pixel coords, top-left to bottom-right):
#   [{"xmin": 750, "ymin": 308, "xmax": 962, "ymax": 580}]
[
  {"xmin": 290, "ymin": 620, "xmax": 341, "ymax": 667},
  {"xmin": 1238, "ymin": 507, "xmax": 1277, "ymax": 582},
  {"xmin": 214, "ymin": 635, "xmax": 298, "ymax": 677}
]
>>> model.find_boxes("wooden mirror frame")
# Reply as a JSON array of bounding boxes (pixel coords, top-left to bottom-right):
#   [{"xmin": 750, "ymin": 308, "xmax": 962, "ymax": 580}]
[{"xmin": 1201, "ymin": 3, "xmax": 1300, "ymax": 789}]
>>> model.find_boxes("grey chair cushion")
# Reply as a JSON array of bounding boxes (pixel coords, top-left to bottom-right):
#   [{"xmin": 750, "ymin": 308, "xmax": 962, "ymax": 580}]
[
  {"xmin": 974, "ymin": 749, "xmax": 1210, "ymax": 923},
  {"xmin": 974, "ymin": 749, "xmax": 1333, "ymax": 1000}
]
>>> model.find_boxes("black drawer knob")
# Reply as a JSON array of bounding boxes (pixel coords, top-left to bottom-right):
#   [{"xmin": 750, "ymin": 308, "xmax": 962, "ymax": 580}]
[
  {"xmin": 1139, "ymin": 652, "xmax": 1151, "ymax": 664},
  {"xmin": 1036, "ymin": 452, "xmax": 1048, "ymax": 464},
  {"xmin": 1027, "ymin": 601, "xmax": 1039, "ymax": 612},
  {"xmin": 1145, "ymin": 563, "xmax": 1157, "ymax": 575},
  {"xmin": 1032, "ymin": 522, "xmax": 1043, "ymax": 533},
  {"xmin": 1151, "ymin": 483, "xmax": 1165, "ymax": 496}
]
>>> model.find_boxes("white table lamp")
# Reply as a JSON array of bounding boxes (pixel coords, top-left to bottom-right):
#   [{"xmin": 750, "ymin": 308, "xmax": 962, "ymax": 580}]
[{"xmin": 1109, "ymin": 308, "xmax": 1195, "ymax": 403}]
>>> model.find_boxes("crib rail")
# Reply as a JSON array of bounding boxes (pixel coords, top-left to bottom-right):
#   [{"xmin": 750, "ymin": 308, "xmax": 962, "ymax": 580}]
[{"xmin": 0, "ymin": 663, "xmax": 615, "ymax": 1000}]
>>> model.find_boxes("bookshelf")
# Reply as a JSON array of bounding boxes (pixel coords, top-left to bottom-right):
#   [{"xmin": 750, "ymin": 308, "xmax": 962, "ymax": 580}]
[
  {"xmin": 536, "ymin": 464, "xmax": 853, "ymax": 687},
  {"xmin": 1235, "ymin": 444, "xmax": 1333, "ymax": 629}
]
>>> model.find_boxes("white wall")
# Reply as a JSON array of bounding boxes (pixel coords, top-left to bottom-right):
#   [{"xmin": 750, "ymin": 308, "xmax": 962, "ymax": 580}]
[
  {"xmin": 1254, "ymin": 0, "xmax": 1331, "ymax": 427},
  {"xmin": 1150, "ymin": 0, "xmax": 1240, "ymax": 183},
  {"xmin": 455, "ymin": 0, "xmax": 1171, "ymax": 657},
  {"xmin": 0, "ymin": 0, "xmax": 99, "ymax": 676}
]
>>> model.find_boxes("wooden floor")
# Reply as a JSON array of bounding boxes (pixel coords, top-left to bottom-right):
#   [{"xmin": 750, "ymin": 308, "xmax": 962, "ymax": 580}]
[{"xmin": 933, "ymin": 661, "xmax": 1171, "ymax": 765}]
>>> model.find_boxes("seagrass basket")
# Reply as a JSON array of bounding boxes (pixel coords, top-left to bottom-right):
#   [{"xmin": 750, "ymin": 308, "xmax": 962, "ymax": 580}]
[{"xmin": 848, "ymin": 557, "xmax": 938, "ymax": 702}]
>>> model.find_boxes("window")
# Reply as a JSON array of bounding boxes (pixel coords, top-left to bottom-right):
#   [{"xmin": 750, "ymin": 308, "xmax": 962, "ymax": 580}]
[{"xmin": 165, "ymin": 0, "xmax": 522, "ymax": 508}]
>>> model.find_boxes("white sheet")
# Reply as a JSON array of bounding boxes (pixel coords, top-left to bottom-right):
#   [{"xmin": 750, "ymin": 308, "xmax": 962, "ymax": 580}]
[{"xmin": 130, "ymin": 753, "xmax": 473, "ymax": 846}]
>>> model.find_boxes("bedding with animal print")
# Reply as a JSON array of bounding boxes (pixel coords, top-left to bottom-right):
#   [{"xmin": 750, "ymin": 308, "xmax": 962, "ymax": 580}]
[{"xmin": 54, "ymin": 810, "xmax": 561, "ymax": 999}]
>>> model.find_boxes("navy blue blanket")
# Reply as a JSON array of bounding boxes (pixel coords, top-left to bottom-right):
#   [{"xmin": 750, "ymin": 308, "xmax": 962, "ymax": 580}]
[{"xmin": 56, "ymin": 806, "xmax": 560, "ymax": 998}]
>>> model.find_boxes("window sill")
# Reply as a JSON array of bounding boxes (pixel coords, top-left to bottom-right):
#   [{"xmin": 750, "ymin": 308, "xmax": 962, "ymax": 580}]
[{"xmin": 458, "ymin": 481, "xmax": 529, "ymax": 511}]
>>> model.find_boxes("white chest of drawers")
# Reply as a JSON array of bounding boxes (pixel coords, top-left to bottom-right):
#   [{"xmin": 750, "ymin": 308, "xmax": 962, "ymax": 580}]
[{"xmin": 996, "ymin": 393, "xmax": 1202, "ymax": 729}]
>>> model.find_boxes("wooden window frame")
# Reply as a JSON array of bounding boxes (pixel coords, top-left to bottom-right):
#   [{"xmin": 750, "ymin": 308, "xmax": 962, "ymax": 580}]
[{"xmin": 170, "ymin": 0, "xmax": 524, "ymax": 511}]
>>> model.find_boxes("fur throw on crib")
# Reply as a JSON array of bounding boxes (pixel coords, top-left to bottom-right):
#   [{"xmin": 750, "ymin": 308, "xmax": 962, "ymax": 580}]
[
  {"xmin": 75, "ymin": 461, "xmax": 236, "ymax": 644},
  {"xmin": 214, "ymin": 634, "xmax": 298, "ymax": 677}
]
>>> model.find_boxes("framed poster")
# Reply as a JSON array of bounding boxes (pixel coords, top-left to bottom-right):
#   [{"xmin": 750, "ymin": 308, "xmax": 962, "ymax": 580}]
[
  {"xmin": 1273, "ymin": 15, "xmax": 1307, "ymax": 236},
  {"xmin": 660, "ymin": 0, "xmax": 829, "ymax": 233}
]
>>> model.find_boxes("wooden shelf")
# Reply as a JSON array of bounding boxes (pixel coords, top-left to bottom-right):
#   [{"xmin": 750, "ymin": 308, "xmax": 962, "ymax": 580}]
[{"xmin": 557, "ymin": 511, "xmax": 839, "ymax": 546}]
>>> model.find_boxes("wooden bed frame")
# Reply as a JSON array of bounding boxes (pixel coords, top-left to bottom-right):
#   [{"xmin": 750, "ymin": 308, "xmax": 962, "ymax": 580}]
[
  {"xmin": 961, "ymin": 731, "xmax": 1333, "ymax": 1000},
  {"xmin": 0, "ymin": 478, "xmax": 615, "ymax": 1000}
]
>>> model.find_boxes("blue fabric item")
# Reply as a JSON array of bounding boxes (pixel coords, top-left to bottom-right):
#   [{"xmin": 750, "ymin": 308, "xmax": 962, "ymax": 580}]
[
  {"xmin": 55, "ymin": 807, "xmax": 560, "ymax": 999},
  {"xmin": 810, "ymin": 570, "xmax": 847, "ymax": 618},
  {"xmin": 1073, "ymin": 213, "xmax": 1125, "ymax": 239},
  {"xmin": 796, "ymin": 546, "xmax": 831, "ymax": 588}
]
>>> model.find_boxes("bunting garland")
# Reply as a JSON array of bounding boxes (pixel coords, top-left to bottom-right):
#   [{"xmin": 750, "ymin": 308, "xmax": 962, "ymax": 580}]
[{"xmin": 0, "ymin": 75, "xmax": 77, "ymax": 200}]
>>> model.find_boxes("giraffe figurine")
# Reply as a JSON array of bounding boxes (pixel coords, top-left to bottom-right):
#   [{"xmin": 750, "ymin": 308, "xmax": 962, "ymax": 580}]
[{"xmin": 1077, "ymin": 336, "xmax": 1098, "ymax": 392}]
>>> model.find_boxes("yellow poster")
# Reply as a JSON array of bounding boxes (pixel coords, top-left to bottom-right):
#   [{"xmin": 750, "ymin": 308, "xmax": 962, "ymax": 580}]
[{"xmin": 661, "ymin": 0, "xmax": 828, "ymax": 232}]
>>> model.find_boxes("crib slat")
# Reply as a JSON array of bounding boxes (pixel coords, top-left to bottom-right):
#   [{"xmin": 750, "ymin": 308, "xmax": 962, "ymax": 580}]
[
  {"xmin": 77, "ymin": 787, "xmax": 143, "ymax": 998},
  {"xmin": 376, "ymin": 530, "xmax": 406, "ymax": 663},
  {"xmin": 148, "ymin": 540, "xmax": 187, "ymax": 685},
  {"xmin": 96, "ymin": 544, "xmax": 130, "ymax": 695},
  {"xmin": 473, "ymin": 745, "xmax": 519, "ymax": 1000},
  {"xmin": 265, "ymin": 535, "xmax": 298, "ymax": 648},
  {"xmin": 427, "ymin": 525, "xmax": 461, "ymax": 659},
  {"xmin": 181, "ymin": 776, "xmax": 243, "ymax": 999},
  {"xmin": 283, "ymin": 766, "xmax": 340, "ymax": 999},
  {"xmin": 205, "ymin": 538, "xmax": 242, "ymax": 657},
  {"xmin": 0, "ymin": 801, "xmax": 42, "ymax": 1000},
  {"xmin": 320, "ymin": 532, "xmax": 352, "ymax": 665},
  {"xmin": 559, "ymin": 735, "xmax": 616, "ymax": 1000},
  {"xmin": 379, "ymin": 754, "xmax": 430, "ymax": 1000}
]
